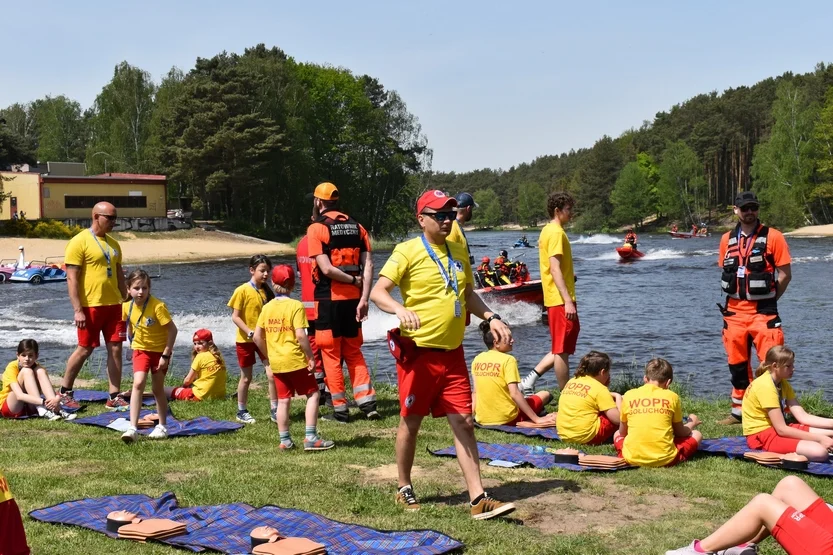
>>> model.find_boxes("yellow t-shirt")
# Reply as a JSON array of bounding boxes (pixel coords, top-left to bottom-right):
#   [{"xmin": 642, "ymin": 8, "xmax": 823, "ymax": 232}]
[
  {"xmin": 228, "ymin": 283, "xmax": 269, "ymax": 343},
  {"xmin": 539, "ymin": 222, "xmax": 575, "ymax": 307},
  {"xmin": 122, "ymin": 296, "xmax": 172, "ymax": 352},
  {"xmin": 620, "ymin": 384, "xmax": 682, "ymax": 467},
  {"xmin": 256, "ymin": 297, "xmax": 309, "ymax": 374},
  {"xmin": 379, "ymin": 236, "xmax": 474, "ymax": 350},
  {"xmin": 556, "ymin": 376, "xmax": 616, "ymax": 444},
  {"xmin": 0, "ymin": 361, "xmax": 23, "ymax": 408},
  {"xmin": 471, "ymin": 350, "xmax": 521, "ymax": 425},
  {"xmin": 64, "ymin": 230, "xmax": 123, "ymax": 307},
  {"xmin": 190, "ymin": 351, "xmax": 227, "ymax": 400},
  {"xmin": 742, "ymin": 373, "xmax": 796, "ymax": 436},
  {"xmin": 0, "ymin": 469, "xmax": 13, "ymax": 502}
]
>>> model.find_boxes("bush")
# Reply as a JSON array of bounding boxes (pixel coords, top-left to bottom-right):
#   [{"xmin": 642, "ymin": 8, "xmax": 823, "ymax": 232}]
[
  {"xmin": 0, "ymin": 218, "xmax": 33, "ymax": 237},
  {"xmin": 0, "ymin": 219, "xmax": 83, "ymax": 239}
]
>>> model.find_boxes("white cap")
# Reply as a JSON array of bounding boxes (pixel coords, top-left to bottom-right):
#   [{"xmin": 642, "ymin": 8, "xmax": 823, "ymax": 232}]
[{"xmin": 18, "ymin": 246, "xmax": 23, "ymax": 250}]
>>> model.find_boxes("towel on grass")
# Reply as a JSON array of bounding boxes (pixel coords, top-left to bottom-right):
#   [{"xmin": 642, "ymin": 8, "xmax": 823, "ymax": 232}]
[
  {"xmin": 30, "ymin": 492, "xmax": 463, "ymax": 554},
  {"xmin": 72, "ymin": 409, "xmax": 242, "ymax": 437},
  {"xmin": 700, "ymin": 436, "xmax": 833, "ymax": 477},
  {"xmin": 429, "ymin": 442, "xmax": 632, "ymax": 472},
  {"xmin": 475, "ymin": 423, "xmax": 561, "ymax": 441},
  {"xmin": 72, "ymin": 389, "xmax": 156, "ymax": 406}
]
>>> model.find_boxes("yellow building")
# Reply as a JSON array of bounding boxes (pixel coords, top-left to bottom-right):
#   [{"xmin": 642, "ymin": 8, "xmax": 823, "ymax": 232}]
[{"xmin": 0, "ymin": 172, "xmax": 41, "ymax": 219}]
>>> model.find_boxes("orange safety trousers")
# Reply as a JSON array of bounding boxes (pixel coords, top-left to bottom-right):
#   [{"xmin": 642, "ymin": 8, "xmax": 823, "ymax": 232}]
[
  {"xmin": 315, "ymin": 328, "xmax": 376, "ymax": 414},
  {"xmin": 722, "ymin": 309, "xmax": 784, "ymax": 417}
]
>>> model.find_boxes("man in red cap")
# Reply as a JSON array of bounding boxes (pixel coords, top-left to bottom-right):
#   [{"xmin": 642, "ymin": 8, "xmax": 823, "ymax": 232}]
[
  {"xmin": 370, "ymin": 189, "xmax": 516, "ymax": 520},
  {"xmin": 717, "ymin": 191, "xmax": 792, "ymax": 425},
  {"xmin": 306, "ymin": 182, "xmax": 378, "ymax": 422}
]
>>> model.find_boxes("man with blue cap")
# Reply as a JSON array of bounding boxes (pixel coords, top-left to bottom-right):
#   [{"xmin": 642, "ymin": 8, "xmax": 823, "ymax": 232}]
[{"xmin": 447, "ymin": 192, "xmax": 478, "ymax": 266}]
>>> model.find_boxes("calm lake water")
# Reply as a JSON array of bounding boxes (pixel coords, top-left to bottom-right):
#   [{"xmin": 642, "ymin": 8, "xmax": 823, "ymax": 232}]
[{"xmin": 2, "ymin": 231, "xmax": 832, "ymax": 399}]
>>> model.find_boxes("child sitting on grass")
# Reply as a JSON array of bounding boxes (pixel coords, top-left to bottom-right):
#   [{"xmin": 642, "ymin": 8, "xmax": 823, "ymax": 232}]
[
  {"xmin": 615, "ymin": 358, "xmax": 702, "ymax": 467},
  {"xmin": 1, "ymin": 339, "xmax": 75, "ymax": 421},
  {"xmin": 742, "ymin": 345, "xmax": 833, "ymax": 462},
  {"xmin": 253, "ymin": 265, "xmax": 334, "ymax": 451},
  {"xmin": 471, "ymin": 321, "xmax": 554, "ymax": 426},
  {"xmin": 166, "ymin": 329, "xmax": 228, "ymax": 401},
  {"xmin": 556, "ymin": 350, "xmax": 621, "ymax": 444}
]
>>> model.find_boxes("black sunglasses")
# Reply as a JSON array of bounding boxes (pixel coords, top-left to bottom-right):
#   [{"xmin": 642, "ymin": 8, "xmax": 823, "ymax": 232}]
[
  {"xmin": 421, "ymin": 211, "xmax": 455, "ymax": 222},
  {"xmin": 96, "ymin": 213, "xmax": 117, "ymax": 221},
  {"xmin": 740, "ymin": 205, "xmax": 759, "ymax": 212}
]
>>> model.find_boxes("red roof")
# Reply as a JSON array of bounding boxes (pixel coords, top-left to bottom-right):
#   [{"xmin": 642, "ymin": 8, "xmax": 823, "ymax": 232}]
[{"xmin": 94, "ymin": 173, "xmax": 166, "ymax": 180}]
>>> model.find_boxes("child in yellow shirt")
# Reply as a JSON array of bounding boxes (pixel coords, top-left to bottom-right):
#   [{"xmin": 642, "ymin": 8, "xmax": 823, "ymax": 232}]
[
  {"xmin": 1, "ymin": 339, "xmax": 74, "ymax": 421},
  {"xmin": 166, "ymin": 329, "xmax": 228, "ymax": 401},
  {"xmin": 615, "ymin": 358, "xmax": 702, "ymax": 467},
  {"xmin": 254, "ymin": 265, "xmax": 334, "ymax": 451},
  {"xmin": 471, "ymin": 321, "xmax": 554, "ymax": 426},
  {"xmin": 742, "ymin": 345, "xmax": 833, "ymax": 462},
  {"xmin": 556, "ymin": 351, "xmax": 621, "ymax": 445}
]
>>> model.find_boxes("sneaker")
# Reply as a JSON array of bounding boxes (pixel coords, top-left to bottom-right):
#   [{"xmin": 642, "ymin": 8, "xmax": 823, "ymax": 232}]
[
  {"xmin": 148, "ymin": 424, "xmax": 168, "ymax": 439},
  {"xmin": 59, "ymin": 392, "xmax": 81, "ymax": 411},
  {"xmin": 365, "ymin": 410, "xmax": 381, "ymax": 420},
  {"xmin": 717, "ymin": 415, "xmax": 742, "ymax": 426},
  {"xmin": 236, "ymin": 410, "xmax": 256, "ymax": 424},
  {"xmin": 279, "ymin": 441, "xmax": 295, "ymax": 450},
  {"xmin": 718, "ymin": 544, "xmax": 757, "ymax": 555},
  {"xmin": 470, "ymin": 493, "xmax": 516, "ymax": 520},
  {"xmin": 270, "ymin": 408, "xmax": 277, "ymax": 423},
  {"xmin": 59, "ymin": 409, "xmax": 77, "ymax": 421},
  {"xmin": 333, "ymin": 410, "xmax": 350, "ymax": 424},
  {"xmin": 304, "ymin": 436, "xmax": 335, "ymax": 451},
  {"xmin": 519, "ymin": 372, "xmax": 538, "ymax": 397},
  {"xmin": 105, "ymin": 394, "xmax": 129, "ymax": 412},
  {"xmin": 41, "ymin": 409, "xmax": 62, "ymax": 421},
  {"xmin": 121, "ymin": 426, "xmax": 138, "ymax": 444},
  {"xmin": 395, "ymin": 485, "xmax": 421, "ymax": 512}
]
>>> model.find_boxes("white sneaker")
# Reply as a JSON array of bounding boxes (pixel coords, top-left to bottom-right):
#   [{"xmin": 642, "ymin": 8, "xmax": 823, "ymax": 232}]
[
  {"xmin": 41, "ymin": 409, "xmax": 62, "ymax": 421},
  {"xmin": 148, "ymin": 424, "xmax": 168, "ymax": 439},
  {"xmin": 520, "ymin": 371, "xmax": 538, "ymax": 397},
  {"xmin": 121, "ymin": 426, "xmax": 138, "ymax": 444},
  {"xmin": 236, "ymin": 410, "xmax": 256, "ymax": 424},
  {"xmin": 60, "ymin": 409, "xmax": 77, "ymax": 421},
  {"xmin": 666, "ymin": 542, "xmax": 709, "ymax": 555}
]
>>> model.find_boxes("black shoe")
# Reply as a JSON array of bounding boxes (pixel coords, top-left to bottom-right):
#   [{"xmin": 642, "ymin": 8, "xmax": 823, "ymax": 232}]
[{"xmin": 333, "ymin": 411, "xmax": 350, "ymax": 424}]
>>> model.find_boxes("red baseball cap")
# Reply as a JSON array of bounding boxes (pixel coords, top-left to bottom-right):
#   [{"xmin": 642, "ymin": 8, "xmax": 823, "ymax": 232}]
[
  {"xmin": 271, "ymin": 264, "xmax": 296, "ymax": 289},
  {"xmin": 416, "ymin": 190, "xmax": 457, "ymax": 215},
  {"xmin": 193, "ymin": 329, "xmax": 213, "ymax": 342}
]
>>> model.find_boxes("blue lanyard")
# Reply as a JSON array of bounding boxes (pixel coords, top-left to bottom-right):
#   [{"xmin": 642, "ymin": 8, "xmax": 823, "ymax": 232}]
[
  {"xmin": 126, "ymin": 296, "xmax": 150, "ymax": 345},
  {"xmin": 420, "ymin": 235, "xmax": 458, "ymax": 295},
  {"xmin": 89, "ymin": 229, "xmax": 112, "ymax": 269},
  {"xmin": 249, "ymin": 280, "xmax": 267, "ymax": 306}
]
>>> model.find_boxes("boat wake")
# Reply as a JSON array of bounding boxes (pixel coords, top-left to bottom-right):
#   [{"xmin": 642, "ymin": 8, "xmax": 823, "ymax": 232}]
[{"xmin": 572, "ymin": 234, "xmax": 620, "ymax": 245}]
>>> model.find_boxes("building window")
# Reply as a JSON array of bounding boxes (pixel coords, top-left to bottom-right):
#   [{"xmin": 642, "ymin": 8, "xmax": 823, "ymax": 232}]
[
  {"xmin": 64, "ymin": 196, "xmax": 147, "ymax": 209},
  {"xmin": 42, "ymin": 187, "xmax": 50, "ymax": 198}
]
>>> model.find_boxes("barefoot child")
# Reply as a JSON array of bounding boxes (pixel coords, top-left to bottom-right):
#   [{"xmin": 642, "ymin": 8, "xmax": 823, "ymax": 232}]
[
  {"xmin": 121, "ymin": 269, "xmax": 177, "ymax": 443},
  {"xmin": 2, "ymin": 339, "xmax": 74, "ymax": 421},
  {"xmin": 471, "ymin": 320, "xmax": 554, "ymax": 426},
  {"xmin": 742, "ymin": 345, "xmax": 833, "ymax": 462},
  {"xmin": 253, "ymin": 265, "xmax": 334, "ymax": 451},
  {"xmin": 615, "ymin": 358, "xmax": 702, "ymax": 467},
  {"xmin": 556, "ymin": 351, "xmax": 621, "ymax": 445},
  {"xmin": 228, "ymin": 254, "xmax": 278, "ymax": 424},
  {"xmin": 166, "ymin": 329, "xmax": 228, "ymax": 401}
]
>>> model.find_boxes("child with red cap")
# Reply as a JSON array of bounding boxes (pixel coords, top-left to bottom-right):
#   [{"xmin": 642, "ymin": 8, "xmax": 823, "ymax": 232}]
[
  {"xmin": 253, "ymin": 265, "xmax": 334, "ymax": 451},
  {"xmin": 166, "ymin": 328, "xmax": 228, "ymax": 402}
]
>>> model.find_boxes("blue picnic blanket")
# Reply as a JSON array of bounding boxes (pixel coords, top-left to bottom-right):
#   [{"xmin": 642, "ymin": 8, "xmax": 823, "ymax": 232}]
[
  {"xmin": 475, "ymin": 423, "xmax": 561, "ymax": 441},
  {"xmin": 700, "ymin": 436, "xmax": 833, "ymax": 477},
  {"xmin": 430, "ymin": 442, "xmax": 632, "ymax": 472},
  {"xmin": 29, "ymin": 492, "xmax": 464, "ymax": 554},
  {"xmin": 72, "ymin": 409, "xmax": 242, "ymax": 437},
  {"xmin": 73, "ymin": 389, "xmax": 156, "ymax": 406}
]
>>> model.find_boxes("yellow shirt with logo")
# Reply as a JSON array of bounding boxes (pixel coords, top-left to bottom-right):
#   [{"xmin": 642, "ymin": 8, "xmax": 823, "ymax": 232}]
[
  {"xmin": 742, "ymin": 373, "xmax": 796, "ymax": 436},
  {"xmin": 556, "ymin": 375, "xmax": 616, "ymax": 444},
  {"xmin": 228, "ymin": 283, "xmax": 269, "ymax": 343},
  {"xmin": 539, "ymin": 222, "xmax": 575, "ymax": 306},
  {"xmin": 190, "ymin": 351, "xmax": 227, "ymax": 400},
  {"xmin": 0, "ymin": 361, "xmax": 24, "ymax": 408},
  {"xmin": 122, "ymin": 296, "xmax": 172, "ymax": 352},
  {"xmin": 620, "ymin": 384, "xmax": 682, "ymax": 467},
  {"xmin": 64, "ymin": 230, "xmax": 123, "ymax": 307},
  {"xmin": 0, "ymin": 469, "xmax": 13, "ymax": 502},
  {"xmin": 471, "ymin": 350, "xmax": 521, "ymax": 425},
  {"xmin": 256, "ymin": 297, "xmax": 309, "ymax": 374},
  {"xmin": 379, "ymin": 237, "xmax": 474, "ymax": 350}
]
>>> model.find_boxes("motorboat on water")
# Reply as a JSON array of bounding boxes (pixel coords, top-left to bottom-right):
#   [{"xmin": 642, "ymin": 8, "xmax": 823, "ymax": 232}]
[
  {"xmin": 475, "ymin": 279, "xmax": 544, "ymax": 305},
  {"xmin": 668, "ymin": 231, "xmax": 710, "ymax": 239},
  {"xmin": 616, "ymin": 245, "xmax": 645, "ymax": 260}
]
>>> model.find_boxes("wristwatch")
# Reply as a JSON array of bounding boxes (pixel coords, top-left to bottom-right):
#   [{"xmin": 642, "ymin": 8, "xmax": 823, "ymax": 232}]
[
  {"xmin": 247, "ymin": 330, "xmax": 255, "ymax": 339},
  {"xmin": 486, "ymin": 313, "xmax": 502, "ymax": 324},
  {"xmin": 161, "ymin": 353, "xmax": 171, "ymax": 360},
  {"xmin": 351, "ymin": 275, "xmax": 357, "ymax": 285}
]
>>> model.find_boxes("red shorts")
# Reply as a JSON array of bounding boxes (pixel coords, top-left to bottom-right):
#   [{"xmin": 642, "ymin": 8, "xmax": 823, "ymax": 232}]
[
  {"xmin": 586, "ymin": 413, "xmax": 617, "ymax": 446},
  {"xmin": 132, "ymin": 350, "xmax": 165, "ymax": 374},
  {"xmin": 507, "ymin": 395, "xmax": 545, "ymax": 425},
  {"xmin": 397, "ymin": 345, "xmax": 472, "ymax": 418},
  {"xmin": 0, "ymin": 400, "xmax": 36, "ymax": 419},
  {"xmin": 614, "ymin": 434, "xmax": 700, "ymax": 466},
  {"xmin": 547, "ymin": 305, "xmax": 580, "ymax": 355},
  {"xmin": 746, "ymin": 424, "xmax": 810, "ymax": 454},
  {"xmin": 77, "ymin": 304, "xmax": 125, "ymax": 348},
  {"xmin": 170, "ymin": 387, "xmax": 198, "ymax": 401},
  {"xmin": 236, "ymin": 342, "xmax": 266, "ymax": 368},
  {"xmin": 0, "ymin": 498, "xmax": 30, "ymax": 555},
  {"xmin": 773, "ymin": 498, "xmax": 833, "ymax": 555},
  {"xmin": 273, "ymin": 369, "xmax": 318, "ymax": 400}
]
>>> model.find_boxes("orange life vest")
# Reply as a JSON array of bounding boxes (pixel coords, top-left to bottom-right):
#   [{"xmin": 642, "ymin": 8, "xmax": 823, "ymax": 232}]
[
  {"xmin": 312, "ymin": 211, "xmax": 363, "ymax": 301},
  {"xmin": 720, "ymin": 223, "xmax": 777, "ymax": 301}
]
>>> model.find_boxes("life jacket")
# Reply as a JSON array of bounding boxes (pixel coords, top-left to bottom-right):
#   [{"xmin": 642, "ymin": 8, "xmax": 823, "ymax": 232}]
[
  {"xmin": 477, "ymin": 263, "xmax": 491, "ymax": 273},
  {"xmin": 721, "ymin": 223, "xmax": 777, "ymax": 301},
  {"xmin": 312, "ymin": 210, "xmax": 364, "ymax": 301}
]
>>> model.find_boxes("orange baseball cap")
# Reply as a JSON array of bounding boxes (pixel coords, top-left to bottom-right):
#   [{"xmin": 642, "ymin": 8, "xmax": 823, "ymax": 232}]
[
  {"xmin": 416, "ymin": 190, "xmax": 457, "ymax": 214},
  {"xmin": 313, "ymin": 182, "xmax": 339, "ymax": 200},
  {"xmin": 271, "ymin": 264, "xmax": 296, "ymax": 289}
]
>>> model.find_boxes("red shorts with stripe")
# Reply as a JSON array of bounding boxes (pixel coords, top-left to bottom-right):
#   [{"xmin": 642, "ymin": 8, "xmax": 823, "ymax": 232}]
[
  {"xmin": 273, "ymin": 369, "xmax": 318, "ymax": 400},
  {"xmin": 772, "ymin": 498, "xmax": 833, "ymax": 555},
  {"xmin": 76, "ymin": 304, "xmax": 125, "ymax": 348},
  {"xmin": 586, "ymin": 413, "xmax": 617, "ymax": 446},
  {"xmin": 397, "ymin": 345, "xmax": 472, "ymax": 418},
  {"xmin": 746, "ymin": 424, "xmax": 810, "ymax": 454},
  {"xmin": 614, "ymin": 434, "xmax": 700, "ymax": 466},
  {"xmin": 547, "ymin": 305, "xmax": 580, "ymax": 355},
  {"xmin": 0, "ymin": 498, "xmax": 30, "ymax": 555},
  {"xmin": 1, "ymin": 400, "xmax": 36, "ymax": 419},
  {"xmin": 132, "ymin": 350, "xmax": 165, "ymax": 374},
  {"xmin": 236, "ymin": 342, "xmax": 266, "ymax": 368},
  {"xmin": 170, "ymin": 387, "xmax": 198, "ymax": 401},
  {"xmin": 506, "ymin": 395, "xmax": 545, "ymax": 425}
]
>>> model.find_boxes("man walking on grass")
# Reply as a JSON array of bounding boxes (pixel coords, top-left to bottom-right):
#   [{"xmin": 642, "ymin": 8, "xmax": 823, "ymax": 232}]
[{"xmin": 370, "ymin": 189, "xmax": 516, "ymax": 520}]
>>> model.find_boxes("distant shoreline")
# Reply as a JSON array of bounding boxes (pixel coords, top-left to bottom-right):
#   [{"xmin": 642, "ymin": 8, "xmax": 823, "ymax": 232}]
[{"xmin": 784, "ymin": 223, "xmax": 833, "ymax": 237}]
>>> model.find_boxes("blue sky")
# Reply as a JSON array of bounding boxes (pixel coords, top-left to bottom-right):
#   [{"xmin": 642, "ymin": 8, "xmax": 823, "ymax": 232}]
[{"xmin": 2, "ymin": 1, "xmax": 832, "ymax": 172}]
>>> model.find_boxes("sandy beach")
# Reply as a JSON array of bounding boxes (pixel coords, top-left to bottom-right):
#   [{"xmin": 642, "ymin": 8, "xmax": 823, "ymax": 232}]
[
  {"xmin": 0, "ymin": 228, "xmax": 295, "ymax": 265},
  {"xmin": 784, "ymin": 223, "xmax": 833, "ymax": 237}
]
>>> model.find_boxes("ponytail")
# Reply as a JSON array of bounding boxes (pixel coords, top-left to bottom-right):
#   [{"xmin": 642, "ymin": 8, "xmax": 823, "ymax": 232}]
[
  {"xmin": 574, "ymin": 351, "xmax": 610, "ymax": 378},
  {"xmin": 478, "ymin": 320, "xmax": 495, "ymax": 348},
  {"xmin": 755, "ymin": 345, "xmax": 795, "ymax": 378}
]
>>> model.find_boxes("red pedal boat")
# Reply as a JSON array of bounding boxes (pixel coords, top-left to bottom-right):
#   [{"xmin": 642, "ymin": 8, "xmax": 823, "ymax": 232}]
[{"xmin": 616, "ymin": 246, "xmax": 645, "ymax": 260}]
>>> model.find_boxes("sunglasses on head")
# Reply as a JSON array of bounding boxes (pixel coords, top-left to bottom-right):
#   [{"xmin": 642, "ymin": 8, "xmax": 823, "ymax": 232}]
[
  {"xmin": 421, "ymin": 211, "xmax": 456, "ymax": 222},
  {"xmin": 740, "ymin": 205, "xmax": 759, "ymax": 212},
  {"xmin": 96, "ymin": 213, "xmax": 117, "ymax": 221}
]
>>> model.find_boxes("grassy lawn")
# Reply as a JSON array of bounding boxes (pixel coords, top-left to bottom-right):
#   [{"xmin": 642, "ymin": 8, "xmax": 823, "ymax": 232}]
[{"xmin": 3, "ymin": 373, "xmax": 831, "ymax": 555}]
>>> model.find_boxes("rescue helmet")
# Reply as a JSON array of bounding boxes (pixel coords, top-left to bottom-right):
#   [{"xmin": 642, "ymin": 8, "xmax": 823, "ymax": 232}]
[
  {"xmin": 499, "ymin": 250, "xmax": 508, "ymax": 258},
  {"xmin": 481, "ymin": 256, "xmax": 490, "ymax": 264}
]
